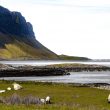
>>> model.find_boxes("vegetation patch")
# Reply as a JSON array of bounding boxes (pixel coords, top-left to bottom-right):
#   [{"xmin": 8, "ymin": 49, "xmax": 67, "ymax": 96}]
[
  {"xmin": 0, "ymin": 81, "xmax": 109, "ymax": 109},
  {"xmin": 59, "ymin": 54, "xmax": 90, "ymax": 60}
]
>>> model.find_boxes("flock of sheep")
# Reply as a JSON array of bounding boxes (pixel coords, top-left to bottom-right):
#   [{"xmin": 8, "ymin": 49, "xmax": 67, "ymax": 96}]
[
  {"xmin": 0, "ymin": 82, "xmax": 51, "ymax": 104},
  {"xmin": 1, "ymin": 82, "xmax": 110, "ymax": 104}
]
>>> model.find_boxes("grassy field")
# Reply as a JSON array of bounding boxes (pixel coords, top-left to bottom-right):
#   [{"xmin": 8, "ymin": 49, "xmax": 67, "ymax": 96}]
[{"xmin": 0, "ymin": 81, "xmax": 110, "ymax": 110}]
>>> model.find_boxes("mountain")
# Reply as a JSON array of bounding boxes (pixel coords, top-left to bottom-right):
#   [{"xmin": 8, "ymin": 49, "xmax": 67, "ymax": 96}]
[{"xmin": 0, "ymin": 6, "xmax": 59, "ymax": 60}]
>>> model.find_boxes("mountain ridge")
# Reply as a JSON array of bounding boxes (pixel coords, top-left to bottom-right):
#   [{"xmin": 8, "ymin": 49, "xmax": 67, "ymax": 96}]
[{"xmin": 0, "ymin": 6, "xmax": 59, "ymax": 60}]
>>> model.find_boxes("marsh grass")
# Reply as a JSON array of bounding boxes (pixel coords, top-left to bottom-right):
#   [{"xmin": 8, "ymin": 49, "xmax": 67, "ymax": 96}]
[{"xmin": 0, "ymin": 80, "xmax": 110, "ymax": 110}]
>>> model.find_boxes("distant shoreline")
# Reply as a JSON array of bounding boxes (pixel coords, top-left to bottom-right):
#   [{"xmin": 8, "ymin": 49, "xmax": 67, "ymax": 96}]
[
  {"xmin": 0, "ymin": 63, "xmax": 110, "ymax": 77},
  {"xmin": 0, "ymin": 80, "xmax": 110, "ymax": 89}
]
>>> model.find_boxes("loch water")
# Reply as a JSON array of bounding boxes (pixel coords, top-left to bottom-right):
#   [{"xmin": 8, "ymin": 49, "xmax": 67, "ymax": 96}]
[{"xmin": 0, "ymin": 60, "xmax": 110, "ymax": 84}]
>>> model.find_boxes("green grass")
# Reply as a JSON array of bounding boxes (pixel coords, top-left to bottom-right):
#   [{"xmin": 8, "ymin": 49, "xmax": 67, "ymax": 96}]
[
  {"xmin": 46, "ymin": 63, "xmax": 99, "ymax": 68},
  {"xmin": 0, "ymin": 81, "xmax": 110, "ymax": 110},
  {"xmin": 59, "ymin": 54, "xmax": 90, "ymax": 60},
  {"xmin": 0, "ymin": 33, "xmax": 59, "ymax": 60}
]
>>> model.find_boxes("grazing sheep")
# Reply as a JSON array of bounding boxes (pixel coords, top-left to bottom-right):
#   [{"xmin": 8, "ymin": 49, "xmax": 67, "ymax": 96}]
[
  {"xmin": 46, "ymin": 96, "xmax": 51, "ymax": 104},
  {"xmin": 12, "ymin": 83, "xmax": 22, "ymax": 90},
  {"xmin": 0, "ymin": 90, "xmax": 6, "ymax": 93},
  {"xmin": 40, "ymin": 98, "xmax": 46, "ymax": 104},
  {"xmin": 7, "ymin": 87, "xmax": 11, "ymax": 91},
  {"xmin": 108, "ymin": 94, "xmax": 110, "ymax": 103}
]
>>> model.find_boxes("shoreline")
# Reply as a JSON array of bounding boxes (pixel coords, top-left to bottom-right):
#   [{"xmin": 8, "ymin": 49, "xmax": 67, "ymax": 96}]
[
  {"xmin": 1, "ymin": 80, "xmax": 110, "ymax": 90},
  {"xmin": 0, "ymin": 79, "xmax": 110, "ymax": 86},
  {"xmin": 45, "ymin": 63, "xmax": 110, "ymax": 71},
  {"xmin": 0, "ymin": 63, "xmax": 110, "ymax": 77}
]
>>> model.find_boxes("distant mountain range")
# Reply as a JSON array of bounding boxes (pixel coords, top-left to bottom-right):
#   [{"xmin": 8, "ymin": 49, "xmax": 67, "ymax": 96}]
[{"xmin": 0, "ymin": 6, "xmax": 59, "ymax": 60}]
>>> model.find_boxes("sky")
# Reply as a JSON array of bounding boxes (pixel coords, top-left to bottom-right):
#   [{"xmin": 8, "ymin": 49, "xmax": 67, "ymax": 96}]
[{"xmin": 1, "ymin": 0, "xmax": 110, "ymax": 59}]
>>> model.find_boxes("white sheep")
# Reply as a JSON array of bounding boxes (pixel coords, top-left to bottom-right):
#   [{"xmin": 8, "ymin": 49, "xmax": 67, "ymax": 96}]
[
  {"xmin": 0, "ymin": 90, "xmax": 5, "ymax": 93},
  {"xmin": 7, "ymin": 87, "xmax": 11, "ymax": 91},
  {"xmin": 40, "ymin": 98, "xmax": 46, "ymax": 104},
  {"xmin": 12, "ymin": 82, "xmax": 22, "ymax": 90},
  {"xmin": 46, "ymin": 96, "xmax": 51, "ymax": 104},
  {"xmin": 108, "ymin": 94, "xmax": 110, "ymax": 103}
]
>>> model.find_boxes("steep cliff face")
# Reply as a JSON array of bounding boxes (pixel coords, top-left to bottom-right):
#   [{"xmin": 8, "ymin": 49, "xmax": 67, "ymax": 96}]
[
  {"xmin": 0, "ymin": 6, "xmax": 58, "ymax": 60},
  {"xmin": 0, "ymin": 6, "xmax": 35, "ymax": 37}
]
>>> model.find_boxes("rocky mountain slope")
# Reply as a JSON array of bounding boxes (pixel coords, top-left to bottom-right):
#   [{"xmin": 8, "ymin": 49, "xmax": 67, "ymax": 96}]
[{"xmin": 0, "ymin": 6, "xmax": 58, "ymax": 60}]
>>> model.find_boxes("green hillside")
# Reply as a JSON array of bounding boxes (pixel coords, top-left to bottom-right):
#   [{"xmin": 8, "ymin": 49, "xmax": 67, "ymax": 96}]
[
  {"xmin": 59, "ymin": 54, "xmax": 90, "ymax": 61},
  {"xmin": 0, "ymin": 34, "xmax": 59, "ymax": 60}
]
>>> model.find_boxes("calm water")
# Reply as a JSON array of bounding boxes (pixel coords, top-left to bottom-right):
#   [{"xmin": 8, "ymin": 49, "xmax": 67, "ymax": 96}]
[
  {"xmin": 1, "ymin": 72, "xmax": 110, "ymax": 84},
  {"xmin": 0, "ymin": 60, "xmax": 110, "ymax": 67},
  {"xmin": 0, "ymin": 60, "xmax": 110, "ymax": 84}
]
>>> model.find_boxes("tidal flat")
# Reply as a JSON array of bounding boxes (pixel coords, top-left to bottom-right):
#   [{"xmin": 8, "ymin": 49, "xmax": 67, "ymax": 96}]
[{"xmin": 0, "ymin": 81, "xmax": 110, "ymax": 110}]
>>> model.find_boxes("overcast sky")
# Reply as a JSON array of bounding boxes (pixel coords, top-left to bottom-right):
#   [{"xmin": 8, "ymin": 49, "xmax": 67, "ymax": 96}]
[{"xmin": 1, "ymin": 0, "xmax": 110, "ymax": 59}]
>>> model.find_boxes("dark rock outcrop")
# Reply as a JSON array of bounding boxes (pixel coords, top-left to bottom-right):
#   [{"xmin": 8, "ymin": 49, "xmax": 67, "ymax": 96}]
[
  {"xmin": 0, "ymin": 6, "xmax": 34, "ymax": 37},
  {"xmin": 0, "ymin": 64, "xmax": 68, "ymax": 77}
]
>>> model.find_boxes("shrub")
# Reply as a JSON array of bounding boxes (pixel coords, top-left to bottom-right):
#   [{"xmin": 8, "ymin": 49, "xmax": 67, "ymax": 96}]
[{"xmin": 0, "ymin": 94, "xmax": 42, "ymax": 105}]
